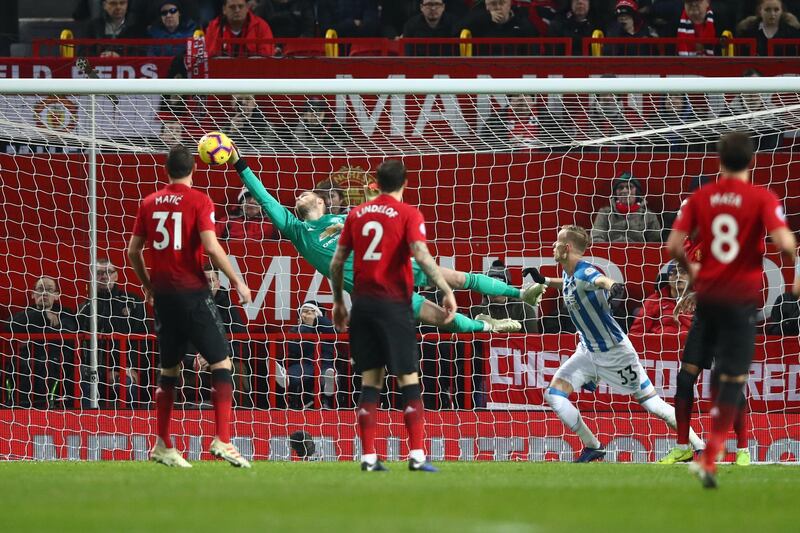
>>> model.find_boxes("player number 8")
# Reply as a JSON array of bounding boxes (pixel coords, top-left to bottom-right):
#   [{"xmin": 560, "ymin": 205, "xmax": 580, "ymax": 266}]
[{"xmin": 710, "ymin": 214, "xmax": 739, "ymax": 264}]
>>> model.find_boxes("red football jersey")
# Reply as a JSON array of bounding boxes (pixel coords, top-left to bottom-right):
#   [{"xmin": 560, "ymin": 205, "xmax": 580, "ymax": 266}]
[
  {"xmin": 132, "ymin": 183, "xmax": 215, "ymax": 293},
  {"xmin": 673, "ymin": 178, "xmax": 787, "ymax": 304},
  {"xmin": 339, "ymin": 194, "xmax": 427, "ymax": 302}
]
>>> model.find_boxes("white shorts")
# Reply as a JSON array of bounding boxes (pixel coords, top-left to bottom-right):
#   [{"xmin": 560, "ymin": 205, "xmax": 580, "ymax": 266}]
[{"xmin": 552, "ymin": 338, "xmax": 654, "ymax": 397}]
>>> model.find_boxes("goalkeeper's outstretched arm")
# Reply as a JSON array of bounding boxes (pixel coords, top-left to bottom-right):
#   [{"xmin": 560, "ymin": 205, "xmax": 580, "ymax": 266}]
[{"xmin": 228, "ymin": 148, "xmax": 300, "ymax": 238}]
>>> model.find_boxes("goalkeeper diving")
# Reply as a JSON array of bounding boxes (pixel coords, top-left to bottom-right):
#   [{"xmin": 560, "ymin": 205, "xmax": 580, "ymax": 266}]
[{"xmin": 226, "ymin": 147, "xmax": 545, "ymax": 333}]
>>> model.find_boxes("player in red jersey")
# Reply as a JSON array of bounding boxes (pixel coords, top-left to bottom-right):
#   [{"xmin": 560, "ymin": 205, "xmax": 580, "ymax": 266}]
[
  {"xmin": 667, "ymin": 131, "xmax": 799, "ymax": 487},
  {"xmin": 127, "ymin": 145, "xmax": 253, "ymax": 468},
  {"xmin": 330, "ymin": 159, "xmax": 457, "ymax": 473}
]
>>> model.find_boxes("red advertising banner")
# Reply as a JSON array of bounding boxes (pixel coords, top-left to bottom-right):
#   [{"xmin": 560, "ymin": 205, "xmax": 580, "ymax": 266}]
[
  {"xmin": 0, "ymin": 57, "xmax": 174, "ymax": 79},
  {"xmin": 1, "ymin": 409, "xmax": 797, "ymax": 462},
  {"xmin": 208, "ymin": 56, "xmax": 800, "ymax": 79},
  {"xmin": 485, "ymin": 335, "xmax": 800, "ymax": 413}
]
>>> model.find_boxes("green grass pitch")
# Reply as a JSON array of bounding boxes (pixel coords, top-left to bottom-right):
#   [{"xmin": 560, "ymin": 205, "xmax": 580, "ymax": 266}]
[{"xmin": 1, "ymin": 461, "xmax": 797, "ymax": 533}]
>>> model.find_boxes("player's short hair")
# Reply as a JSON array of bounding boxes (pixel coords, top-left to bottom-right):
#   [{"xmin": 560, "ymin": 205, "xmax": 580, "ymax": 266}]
[
  {"xmin": 717, "ymin": 131, "xmax": 754, "ymax": 173},
  {"xmin": 376, "ymin": 159, "xmax": 407, "ymax": 193},
  {"xmin": 165, "ymin": 145, "xmax": 195, "ymax": 179},
  {"xmin": 560, "ymin": 224, "xmax": 590, "ymax": 252}
]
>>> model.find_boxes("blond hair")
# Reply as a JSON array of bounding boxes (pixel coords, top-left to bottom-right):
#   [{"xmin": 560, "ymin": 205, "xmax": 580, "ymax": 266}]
[{"xmin": 560, "ymin": 224, "xmax": 590, "ymax": 253}]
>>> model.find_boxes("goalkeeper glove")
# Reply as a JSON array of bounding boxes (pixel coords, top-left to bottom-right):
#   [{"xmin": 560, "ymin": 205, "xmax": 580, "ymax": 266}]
[
  {"xmin": 608, "ymin": 283, "xmax": 626, "ymax": 308},
  {"xmin": 522, "ymin": 267, "xmax": 547, "ymax": 284}
]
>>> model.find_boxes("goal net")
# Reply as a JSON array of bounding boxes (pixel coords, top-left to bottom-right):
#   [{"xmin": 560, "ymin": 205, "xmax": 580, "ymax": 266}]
[{"xmin": 0, "ymin": 77, "xmax": 798, "ymax": 463}]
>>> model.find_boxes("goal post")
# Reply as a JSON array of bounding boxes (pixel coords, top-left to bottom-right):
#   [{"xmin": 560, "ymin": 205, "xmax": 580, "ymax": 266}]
[{"xmin": 0, "ymin": 76, "xmax": 798, "ymax": 463}]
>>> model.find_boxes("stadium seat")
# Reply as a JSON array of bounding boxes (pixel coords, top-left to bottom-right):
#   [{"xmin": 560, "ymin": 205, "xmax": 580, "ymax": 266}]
[
  {"xmin": 348, "ymin": 40, "xmax": 401, "ymax": 57},
  {"xmin": 19, "ymin": 18, "xmax": 81, "ymax": 44},
  {"xmin": 282, "ymin": 41, "xmax": 327, "ymax": 58}
]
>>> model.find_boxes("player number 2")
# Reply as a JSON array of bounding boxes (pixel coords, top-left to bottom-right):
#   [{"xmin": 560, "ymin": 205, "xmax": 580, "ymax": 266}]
[
  {"xmin": 152, "ymin": 211, "xmax": 183, "ymax": 250},
  {"xmin": 710, "ymin": 214, "xmax": 739, "ymax": 264},
  {"xmin": 362, "ymin": 221, "xmax": 383, "ymax": 261}
]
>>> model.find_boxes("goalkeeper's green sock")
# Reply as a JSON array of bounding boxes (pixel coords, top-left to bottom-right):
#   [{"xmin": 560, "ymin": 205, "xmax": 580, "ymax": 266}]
[
  {"xmin": 440, "ymin": 312, "xmax": 489, "ymax": 333},
  {"xmin": 463, "ymin": 273, "xmax": 521, "ymax": 299}
]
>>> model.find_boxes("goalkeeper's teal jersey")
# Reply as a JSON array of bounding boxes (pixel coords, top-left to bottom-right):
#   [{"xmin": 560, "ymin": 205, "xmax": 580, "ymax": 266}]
[{"xmin": 238, "ymin": 163, "xmax": 355, "ymax": 291}]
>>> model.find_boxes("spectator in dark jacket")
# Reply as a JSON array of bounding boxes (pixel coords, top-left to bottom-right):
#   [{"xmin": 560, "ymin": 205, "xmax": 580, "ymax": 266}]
[
  {"xmin": 85, "ymin": 0, "xmax": 145, "ymax": 57},
  {"xmin": 206, "ymin": 0, "xmax": 275, "ymax": 57},
  {"xmin": 278, "ymin": 301, "xmax": 337, "ymax": 409},
  {"xmin": 77, "ymin": 258, "xmax": 149, "ymax": 407},
  {"xmin": 549, "ymin": 0, "xmax": 599, "ymax": 54},
  {"xmin": 766, "ymin": 291, "xmax": 800, "ymax": 335},
  {"xmin": 255, "ymin": 0, "xmax": 316, "ymax": 37},
  {"xmin": 460, "ymin": 0, "xmax": 540, "ymax": 55},
  {"xmin": 604, "ymin": 0, "xmax": 659, "ymax": 55},
  {"xmin": 403, "ymin": 0, "xmax": 457, "ymax": 55},
  {"xmin": 317, "ymin": 0, "xmax": 382, "ymax": 37},
  {"xmin": 736, "ymin": 0, "xmax": 800, "ymax": 56},
  {"xmin": 5, "ymin": 276, "xmax": 79, "ymax": 408},
  {"xmin": 147, "ymin": 1, "xmax": 197, "ymax": 56}
]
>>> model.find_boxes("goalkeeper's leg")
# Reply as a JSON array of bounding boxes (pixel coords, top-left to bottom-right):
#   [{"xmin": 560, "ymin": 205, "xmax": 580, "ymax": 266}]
[
  {"xmin": 414, "ymin": 295, "xmax": 521, "ymax": 333},
  {"xmin": 440, "ymin": 267, "xmax": 546, "ymax": 307}
]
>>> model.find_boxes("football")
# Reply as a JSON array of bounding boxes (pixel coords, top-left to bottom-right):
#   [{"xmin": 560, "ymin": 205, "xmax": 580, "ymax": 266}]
[{"xmin": 197, "ymin": 131, "xmax": 233, "ymax": 165}]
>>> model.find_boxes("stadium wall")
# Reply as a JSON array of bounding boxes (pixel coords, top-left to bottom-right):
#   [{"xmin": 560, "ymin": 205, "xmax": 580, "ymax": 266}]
[{"xmin": 1, "ymin": 410, "xmax": 797, "ymax": 462}]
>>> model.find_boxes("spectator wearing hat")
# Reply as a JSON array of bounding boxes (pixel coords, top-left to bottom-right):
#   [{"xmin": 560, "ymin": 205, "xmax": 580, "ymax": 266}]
[
  {"xmin": 147, "ymin": 1, "xmax": 197, "ymax": 56},
  {"xmin": 630, "ymin": 262, "xmax": 694, "ymax": 335},
  {"xmin": 469, "ymin": 260, "xmax": 539, "ymax": 333},
  {"xmin": 548, "ymin": 0, "xmax": 600, "ymax": 55},
  {"xmin": 277, "ymin": 301, "xmax": 337, "ymax": 409},
  {"xmin": 737, "ymin": 0, "xmax": 800, "ymax": 56},
  {"xmin": 216, "ymin": 186, "xmax": 279, "ymax": 241},
  {"xmin": 206, "ymin": 0, "xmax": 275, "ymax": 58},
  {"xmin": 591, "ymin": 172, "xmax": 662, "ymax": 243},
  {"xmin": 402, "ymin": 0, "xmax": 457, "ymax": 56},
  {"xmin": 604, "ymin": 0, "xmax": 658, "ymax": 55},
  {"xmin": 289, "ymin": 98, "xmax": 348, "ymax": 152}
]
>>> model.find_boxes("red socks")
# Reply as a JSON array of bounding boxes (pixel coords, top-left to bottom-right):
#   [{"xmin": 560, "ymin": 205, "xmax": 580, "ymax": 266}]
[
  {"xmin": 703, "ymin": 381, "xmax": 744, "ymax": 471},
  {"xmin": 403, "ymin": 398, "xmax": 425, "ymax": 451},
  {"xmin": 357, "ymin": 386, "xmax": 380, "ymax": 455},
  {"xmin": 211, "ymin": 368, "xmax": 233, "ymax": 444},
  {"xmin": 674, "ymin": 396, "xmax": 692, "ymax": 446},
  {"xmin": 155, "ymin": 376, "xmax": 178, "ymax": 448},
  {"xmin": 734, "ymin": 394, "xmax": 749, "ymax": 449}
]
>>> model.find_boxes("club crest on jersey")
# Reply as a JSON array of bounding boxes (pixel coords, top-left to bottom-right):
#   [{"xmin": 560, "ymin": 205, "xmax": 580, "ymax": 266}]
[{"xmin": 319, "ymin": 223, "xmax": 343, "ymax": 241}]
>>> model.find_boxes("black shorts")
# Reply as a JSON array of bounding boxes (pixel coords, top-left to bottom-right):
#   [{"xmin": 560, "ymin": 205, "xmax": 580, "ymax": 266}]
[
  {"xmin": 349, "ymin": 296, "xmax": 418, "ymax": 376},
  {"xmin": 692, "ymin": 300, "xmax": 757, "ymax": 376},
  {"xmin": 153, "ymin": 290, "xmax": 230, "ymax": 369},
  {"xmin": 681, "ymin": 314, "xmax": 715, "ymax": 370}
]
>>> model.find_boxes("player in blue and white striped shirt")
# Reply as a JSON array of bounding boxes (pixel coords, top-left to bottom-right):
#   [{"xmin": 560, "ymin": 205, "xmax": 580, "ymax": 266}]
[{"xmin": 532, "ymin": 225, "xmax": 704, "ymax": 462}]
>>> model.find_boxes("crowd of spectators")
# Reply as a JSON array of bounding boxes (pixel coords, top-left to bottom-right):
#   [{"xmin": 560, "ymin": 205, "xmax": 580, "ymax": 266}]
[{"xmin": 1, "ymin": 0, "xmax": 792, "ymax": 58}]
